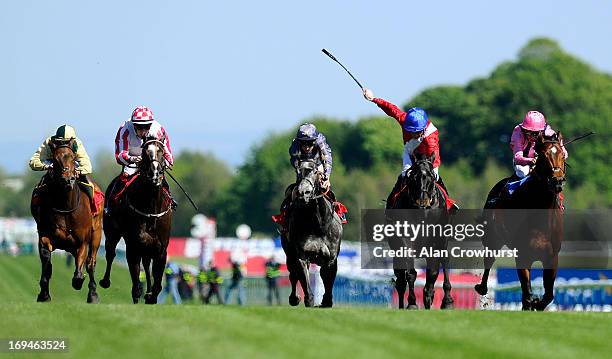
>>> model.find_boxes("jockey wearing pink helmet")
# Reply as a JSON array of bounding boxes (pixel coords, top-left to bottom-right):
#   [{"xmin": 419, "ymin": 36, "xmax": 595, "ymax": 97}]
[{"xmin": 510, "ymin": 110, "xmax": 568, "ymax": 178}]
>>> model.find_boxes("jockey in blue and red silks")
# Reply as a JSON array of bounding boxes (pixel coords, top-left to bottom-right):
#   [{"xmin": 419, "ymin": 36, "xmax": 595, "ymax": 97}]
[
  {"xmin": 362, "ymin": 88, "xmax": 457, "ymax": 210},
  {"xmin": 106, "ymin": 106, "xmax": 175, "ymax": 211}
]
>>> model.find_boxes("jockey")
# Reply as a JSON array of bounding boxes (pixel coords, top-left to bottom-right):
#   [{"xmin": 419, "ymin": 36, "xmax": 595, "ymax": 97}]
[
  {"xmin": 274, "ymin": 123, "xmax": 344, "ymax": 233},
  {"xmin": 289, "ymin": 123, "xmax": 333, "ymax": 188},
  {"xmin": 484, "ymin": 110, "xmax": 568, "ymax": 209},
  {"xmin": 29, "ymin": 125, "xmax": 95, "ymax": 212},
  {"xmin": 510, "ymin": 110, "xmax": 568, "ymax": 178},
  {"xmin": 30, "ymin": 124, "xmax": 92, "ymax": 177},
  {"xmin": 363, "ymin": 88, "xmax": 456, "ymax": 210},
  {"xmin": 108, "ymin": 106, "xmax": 174, "ymax": 209}
]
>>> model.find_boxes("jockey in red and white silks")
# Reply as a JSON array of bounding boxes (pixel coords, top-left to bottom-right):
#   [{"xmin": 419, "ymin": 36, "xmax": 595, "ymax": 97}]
[{"xmin": 114, "ymin": 106, "xmax": 174, "ymax": 175}]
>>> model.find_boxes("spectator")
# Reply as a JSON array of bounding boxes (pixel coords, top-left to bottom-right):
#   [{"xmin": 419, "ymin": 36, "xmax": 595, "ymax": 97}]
[
  {"xmin": 224, "ymin": 261, "xmax": 246, "ymax": 305},
  {"xmin": 204, "ymin": 262, "xmax": 224, "ymax": 304},
  {"xmin": 265, "ymin": 256, "xmax": 281, "ymax": 305},
  {"xmin": 157, "ymin": 261, "xmax": 182, "ymax": 304}
]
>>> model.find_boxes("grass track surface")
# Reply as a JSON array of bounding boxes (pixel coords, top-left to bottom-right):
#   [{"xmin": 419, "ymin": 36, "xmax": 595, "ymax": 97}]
[{"xmin": 1, "ymin": 255, "xmax": 610, "ymax": 359}]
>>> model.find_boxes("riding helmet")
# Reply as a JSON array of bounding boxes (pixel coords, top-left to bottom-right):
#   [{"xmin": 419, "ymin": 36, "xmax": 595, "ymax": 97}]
[
  {"xmin": 296, "ymin": 123, "xmax": 319, "ymax": 141},
  {"xmin": 403, "ymin": 108, "xmax": 428, "ymax": 133},
  {"xmin": 131, "ymin": 106, "xmax": 155, "ymax": 125}
]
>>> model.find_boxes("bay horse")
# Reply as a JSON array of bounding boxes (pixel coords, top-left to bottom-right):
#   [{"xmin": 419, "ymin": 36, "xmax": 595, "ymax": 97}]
[
  {"xmin": 31, "ymin": 139, "xmax": 103, "ymax": 303},
  {"xmin": 388, "ymin": 152, "xmax": 454, "ymax": 310},
  {"xmin": 100, "ymin": 136, "xmax": 173, "ymax": 304},
  {"xmin": 475, "ymin": 133, "xmax": 565, "ymax": 311},
  {"xmin": 281, "ymin": 160, "xmax": 343, "ymax": 307}
]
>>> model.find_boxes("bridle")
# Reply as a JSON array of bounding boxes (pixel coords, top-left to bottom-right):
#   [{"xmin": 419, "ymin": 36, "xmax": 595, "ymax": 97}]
[
  {"xmin": 127, "ymin": 138, "xmax": 172, "ymax": 218},
  {"xmin": 406, "ymin": 159, "xmax": 438, "ymax": 209}
]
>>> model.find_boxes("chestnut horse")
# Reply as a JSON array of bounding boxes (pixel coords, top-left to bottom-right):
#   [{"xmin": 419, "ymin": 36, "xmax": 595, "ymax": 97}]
[
  {"xmin": 100, "ymin": 136, "xmax": 173, "ymax": 304},
  {"xmin": 31, "ymin": 139, "xmax": 103, "ymax": 303},
  {"xmin": 475, "ymin": 133, "xmax": 565, "ymax": 311}
]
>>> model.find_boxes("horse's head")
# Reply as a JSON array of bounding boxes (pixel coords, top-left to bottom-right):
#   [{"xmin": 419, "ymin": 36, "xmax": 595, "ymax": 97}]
[
  {"xmin": 50, "ymin": 139, "xmax": 78, "ymax": 190},
  {"xmin": 535, "ymin": 132, "xmax": 566, "ymax": 193},
  {"xmin": 406, "ymin": 152, "xmax": 437, "ymax": 209},
  {"xmin": 139, "ymin": 135, "xmax": 166, "ymax": 187},
  {"xmin": 296, "ymin": 160, "xmax": 320, "ymax": 203}
]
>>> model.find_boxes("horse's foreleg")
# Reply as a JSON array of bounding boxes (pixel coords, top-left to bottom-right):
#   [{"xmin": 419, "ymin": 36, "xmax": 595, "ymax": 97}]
[
  {"xmin": 72, "ymin": 242, "xmax": 87, "ymax": 290},
  {"xmin": 146, "ymin": 252, "xmax": 166, "ymax": 305},
  {"xmin": 440, "ymin": 257, "xmax": 454, "ymax": 309},
  {"xmin": 287, "ymin": 258, "xmax": 301, "ymax": 306},
  {"xmin": 517, "ymin": 268, "xmax": 534, "ymax": 311},
  {"xmin": 394, "ymin": 269, "xmax": 407, "ymax": 309},
  {"xmin": 37, "ymin": 239, "xmax": 53, "ymax": 302},
  {"xmin": 126, "ymin": 247, "xmax": 142, "ymax": 304},
  {"xmin": 423, "ymin": 259, "xmax": 440, "ymax": 310},
  {"xmin": 143, "ymin": 257, "xmax": 152, "ymax": 295},
  {"xmin": 86, "ymin": 238, "xmax": 100, "ymax": 304},
  {"xmin": 319, "ymin": 259, "xmax": 337, "ymax": 308},
  {"xmin": 99, "ymin": 226, "xmax": 120, "ymax": 289},
  {"xmin": 297, "ymin": 259, "xmax": 313, "ymax": 307},
  {"xmin": 407, "ymin": 268, "xmax": 418, "ymax": 309},
  {"xmin": 537, "ymin": 255, "xmax": 558, "ymax": 311}
]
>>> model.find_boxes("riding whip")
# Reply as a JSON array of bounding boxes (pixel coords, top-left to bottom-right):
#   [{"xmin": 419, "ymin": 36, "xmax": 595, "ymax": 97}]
[
  {"xmin": 165, "ymin": 169, "xmax": 199, "ymax": 211},
  {"xmin": 322, "ymin": 48, "xmax": 365, "ymax": 90},
  {"xmin": 564, "ymin": 131, "xmax": 595, "ymax": 146}
]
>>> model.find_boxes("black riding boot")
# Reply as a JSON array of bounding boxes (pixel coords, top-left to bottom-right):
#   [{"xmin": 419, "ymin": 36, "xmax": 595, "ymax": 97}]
[{"xmin": 386, "ymin": 174, "xmax": 405, "ymax": 209}]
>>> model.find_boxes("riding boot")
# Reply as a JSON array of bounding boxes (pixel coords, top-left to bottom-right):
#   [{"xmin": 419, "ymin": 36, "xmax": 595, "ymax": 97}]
[
  {"xmin": 386, "ymin": 174, "xmax": 405, "ymax": 209},
  {"xmin": 162, "ymin": 178, "xmax": 178, "ymax": 210}
]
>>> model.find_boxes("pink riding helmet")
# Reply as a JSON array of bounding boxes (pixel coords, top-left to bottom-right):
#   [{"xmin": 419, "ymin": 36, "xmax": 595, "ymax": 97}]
[{"xmin": 520, "ymin": 111, "xmax": 547, "ymax": 131}]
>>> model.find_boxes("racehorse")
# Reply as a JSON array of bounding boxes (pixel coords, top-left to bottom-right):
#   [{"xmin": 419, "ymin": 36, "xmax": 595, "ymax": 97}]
[
  {"xmin": 387, "ymin": 152, "xmax": 454, "ymax": 310},
  {"xmin": 100, "ymin": 135, "xmax": 173, "ymax": 304},
  {"xmin": 475, "ymin": 133, "xmax": 565, "ymax": 311},
  {"xmin": 31, "ymin": 139, "xmax": 103, "ymax": 303},
  {"xmin": 281, "ymin": 160, "xmax": 343, "ymax": 307}
]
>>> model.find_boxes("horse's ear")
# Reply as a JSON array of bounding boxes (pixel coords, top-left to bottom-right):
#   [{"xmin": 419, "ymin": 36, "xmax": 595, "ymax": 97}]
[{"xmin": 556, "ymin": 131, "xmax": 563, "ymax": 142}]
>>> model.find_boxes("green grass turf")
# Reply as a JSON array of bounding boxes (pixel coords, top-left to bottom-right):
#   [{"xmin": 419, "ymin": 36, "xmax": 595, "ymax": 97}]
[{"xmin": 0, "ymin": 255, "xmax": 610, "ymax": 359}]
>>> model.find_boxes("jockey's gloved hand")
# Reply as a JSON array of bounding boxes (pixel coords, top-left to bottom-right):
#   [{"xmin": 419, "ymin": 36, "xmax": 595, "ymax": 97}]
[
  {"xmin": 363, "ymin": 88, "xmax": 374, "ymax": 102},
  {"xmin": 129, "ymin": 155, "xmax": 142, "ymax": 164}
]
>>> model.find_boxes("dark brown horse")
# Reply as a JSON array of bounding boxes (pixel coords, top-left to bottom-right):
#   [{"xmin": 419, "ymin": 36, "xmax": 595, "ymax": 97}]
[
  {"xmin": 31, "ymin": 139, "xmax": 103, "ymax": 303},
  {"xmin": 100, "ymin": 136, "xmax": 173, "ymax": 304},
  {"xmin": 388, "ymin": 152, "xmax": 454, "ymax": 310},
  {"xmin": 475, "ymin": 133, "xmax": 565, "ymax": 311}
]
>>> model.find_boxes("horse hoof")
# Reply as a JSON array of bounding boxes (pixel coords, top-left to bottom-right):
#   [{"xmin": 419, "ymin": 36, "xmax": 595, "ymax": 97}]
[
  {"xmin": 534, "ymin": 296, "xmax": 553, "ymax": 311},
  {"xmin": 37, "ymin": 293, "xmax": 51, "ymax": 302},
  {"xmin": 304, "ymin": 297, "xmax": 315, "ymax": 308},
  {"xmin": 474, "ymin": 284, "xmax": 488, "ymax": 296},
  {"xmin": 144, "ymin": 293, "xmax": 157, "ymax": 304},
  {"xmin": 319, "ymin": 300, "xmax": 333, "ymax": 308},
  {"xmin": 407, "ymin": 304, "xmax": 418, "ymax": 310},
  {"xmin": 99, "ymin": 278, "xmax": 111, "ymax": 288},
  {"xmin": 289, "ymin": 295, "xmax": 301, "ymax": 307},
  {"xmin": 72, "ymin": 277, "xmax": 85, "ymax": 290},
  {"xmin": 87, "ymin": 293, "xmax": 100, "ymax": 304},
  {"xmin": 132, "ymin": 298, "xmax": 140, "ymax": 304},
  {"xmin": 441, "ymin": 300, "xmax": 455, "ymax": 310}
]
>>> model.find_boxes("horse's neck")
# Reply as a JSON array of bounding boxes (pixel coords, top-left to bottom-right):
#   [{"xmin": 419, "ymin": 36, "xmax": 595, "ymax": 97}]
[
  {"xmin": 50, "ymin": 182, "xmax": 79, "ymax": 209},
  {"xmin": 132, "ymin": 178, "xmax": 164, "ymax": 209}
]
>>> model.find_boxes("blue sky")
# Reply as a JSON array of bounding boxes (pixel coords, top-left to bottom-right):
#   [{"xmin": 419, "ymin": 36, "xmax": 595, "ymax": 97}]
[{"xmin": 1, "ymin": 0, "xmax": 611, "ymax": 174}]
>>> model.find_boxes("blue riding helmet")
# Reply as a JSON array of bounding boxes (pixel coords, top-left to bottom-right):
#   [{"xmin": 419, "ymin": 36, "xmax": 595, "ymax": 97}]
[
  {"xmin": 296, "ymin": 123, "xmax": 319, "ymax": 141},
  {"xmin": 403, "ymin": 107, "xmax": 428, "ymax": 133}
]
